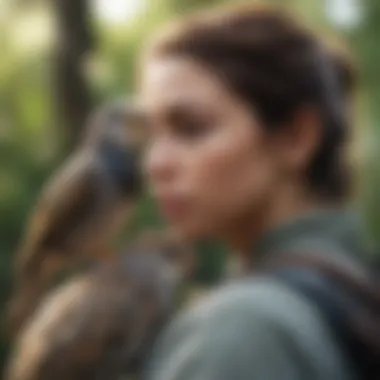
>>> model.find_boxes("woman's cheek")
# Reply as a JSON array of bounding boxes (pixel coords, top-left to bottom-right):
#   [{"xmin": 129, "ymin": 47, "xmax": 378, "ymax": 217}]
[
  {"xmin": 184, "ymin": 143, "xmax": 225, "ymax": 185},
  {"xmin": 184, "ymin": 149, "xmax": 233, "ymax": 205}
]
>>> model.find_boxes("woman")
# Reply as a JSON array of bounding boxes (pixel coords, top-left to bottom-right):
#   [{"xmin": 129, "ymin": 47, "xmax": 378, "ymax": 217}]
[{"xmin": 140, "ymin": 4, "xmax": 376, "ymax": 380}]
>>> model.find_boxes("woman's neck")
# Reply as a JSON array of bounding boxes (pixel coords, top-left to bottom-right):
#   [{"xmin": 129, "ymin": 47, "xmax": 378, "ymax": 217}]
[{"xmin": 222, "ymin": 184, "xmax": 330, "ymax": 268}]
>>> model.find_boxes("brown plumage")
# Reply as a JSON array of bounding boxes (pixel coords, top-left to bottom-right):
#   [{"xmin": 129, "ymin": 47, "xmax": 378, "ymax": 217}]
[
  {"xmin": 7, "ymin": 99, "xmax": 148, "ymax": 336},
  {"xmin": 5, "ymin": 233, "xmax": 194, "ymax": 380}
]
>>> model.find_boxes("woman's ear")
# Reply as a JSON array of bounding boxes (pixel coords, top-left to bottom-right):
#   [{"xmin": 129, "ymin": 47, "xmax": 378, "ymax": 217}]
[{"xmin": 274, "ymin": 106, "xmax": 323, "ymax": 174}]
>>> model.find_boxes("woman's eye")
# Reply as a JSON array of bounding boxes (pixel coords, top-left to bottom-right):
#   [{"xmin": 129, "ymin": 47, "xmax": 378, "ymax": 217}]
[{"xmin": 175, "ymin": 118, "xmax": 213, "ymax": 140}]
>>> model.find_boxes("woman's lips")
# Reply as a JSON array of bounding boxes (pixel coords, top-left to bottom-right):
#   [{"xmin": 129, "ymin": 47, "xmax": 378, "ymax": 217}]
[{"xmin": 156, "ymin": 196, "xmax": 188, "ymax": 221}]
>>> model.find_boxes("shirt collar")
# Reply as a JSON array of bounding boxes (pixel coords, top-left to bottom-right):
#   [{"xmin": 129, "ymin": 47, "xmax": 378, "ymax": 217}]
[{"xmin": 251, "ymin": 207, "xmax": 365, "ymax": 261}]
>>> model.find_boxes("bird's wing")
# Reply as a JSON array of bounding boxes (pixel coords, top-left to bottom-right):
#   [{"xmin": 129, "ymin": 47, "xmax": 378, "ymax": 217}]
[{"xmin": 15, "ymin": 149, "xmax": 101, "ymax": 279}]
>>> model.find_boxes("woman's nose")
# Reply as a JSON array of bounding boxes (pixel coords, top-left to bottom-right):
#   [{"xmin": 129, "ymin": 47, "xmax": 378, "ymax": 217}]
[{"xmin": 144, "ymin": 138, "xmax": 178, "ymax": 185}]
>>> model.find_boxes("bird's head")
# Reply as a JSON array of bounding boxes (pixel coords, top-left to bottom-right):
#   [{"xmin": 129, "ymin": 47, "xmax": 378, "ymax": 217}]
[
  {"xmin": 83, "ymin": 98, "xmax": 149, "ymax": 195},
  {"xmin": 84, "ymin": 98, "xmax": 148, "ymax": 152}
]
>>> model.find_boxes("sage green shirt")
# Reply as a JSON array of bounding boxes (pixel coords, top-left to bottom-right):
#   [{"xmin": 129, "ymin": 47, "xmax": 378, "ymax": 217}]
[{"xmin": 146, "ymin": 209, "xmax": 369, "ymax": 380}]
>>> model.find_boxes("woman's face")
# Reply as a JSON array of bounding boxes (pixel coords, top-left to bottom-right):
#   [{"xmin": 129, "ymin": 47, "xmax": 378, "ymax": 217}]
[{"xmin": 140, "ymin": 57, "xmax": 284, "ymax": 241}]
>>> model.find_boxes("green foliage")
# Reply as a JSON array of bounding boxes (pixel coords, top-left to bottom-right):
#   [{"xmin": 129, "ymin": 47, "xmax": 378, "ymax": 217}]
[
  {"xmin": 352, "ymin": 0, "xmax": 380, "ymax": 120},
  {"xmin": 193, "ymin": 240, "xmax": 228, "ymax": 286}
]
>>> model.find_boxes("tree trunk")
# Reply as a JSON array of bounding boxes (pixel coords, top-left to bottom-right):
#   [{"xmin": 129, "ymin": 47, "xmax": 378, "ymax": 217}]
[{"xmin": 52, "ymin": 0, "xmax": 94, "ymax": 152}]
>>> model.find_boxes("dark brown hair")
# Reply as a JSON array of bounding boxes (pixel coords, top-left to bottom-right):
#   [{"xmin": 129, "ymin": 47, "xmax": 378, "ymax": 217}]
[{"xmin": 145, "ymin": 4, "xmax": 357, "ymax": 201}]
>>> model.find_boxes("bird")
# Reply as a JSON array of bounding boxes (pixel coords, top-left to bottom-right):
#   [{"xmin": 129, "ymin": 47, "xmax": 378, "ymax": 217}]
[
  {"xmin": 4, "ymin": 232, "xmax": 194, "ymax": 380},
  {"xmin": 7, "ymin": 98, "xmax": 149, "ymax": 337}
]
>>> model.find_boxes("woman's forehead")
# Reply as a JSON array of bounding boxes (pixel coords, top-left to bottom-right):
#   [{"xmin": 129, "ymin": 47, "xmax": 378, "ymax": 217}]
[{"xmin": 140, "ymin": 57, "xmax": 232, "ymax": 111}]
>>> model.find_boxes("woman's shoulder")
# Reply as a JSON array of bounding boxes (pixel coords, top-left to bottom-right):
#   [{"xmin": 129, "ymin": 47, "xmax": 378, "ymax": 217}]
[
  {"xmin": 147, "ymin": 277, "xmax": 352, "ymax": 380},
  {"xmin": 177, "ymin": 276, "xmax": 333, "ymax": 340},
  {"xmin": 186, "ymin": 277, "xmax": 326, "ymax": 326},
  {"xmin": 166, "ymin": 276, "xmax": 337, "ymax": 343}
]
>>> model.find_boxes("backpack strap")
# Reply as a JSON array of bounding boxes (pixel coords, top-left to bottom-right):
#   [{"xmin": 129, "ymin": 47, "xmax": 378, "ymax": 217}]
[{"xmin": 256, "ymin": 253, "xmax": 379, "ymax": 379}]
